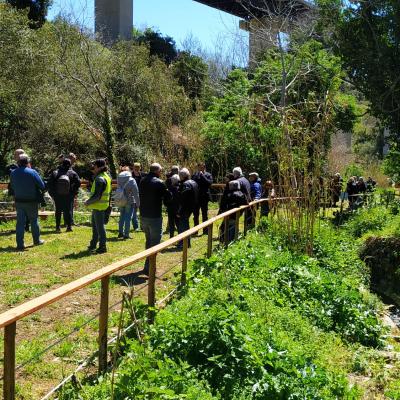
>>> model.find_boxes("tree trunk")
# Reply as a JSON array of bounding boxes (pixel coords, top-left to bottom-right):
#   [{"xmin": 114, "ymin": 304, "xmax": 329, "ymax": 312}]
[{"xmin": 103, "ymin": 97, "xmax": 117, "ymax": 178}]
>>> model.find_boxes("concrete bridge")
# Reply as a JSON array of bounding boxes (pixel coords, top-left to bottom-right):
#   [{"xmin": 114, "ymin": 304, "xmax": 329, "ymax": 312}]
[{"xmin": 95, "ymin": 0, "xmax": 312, "ymax": 63}]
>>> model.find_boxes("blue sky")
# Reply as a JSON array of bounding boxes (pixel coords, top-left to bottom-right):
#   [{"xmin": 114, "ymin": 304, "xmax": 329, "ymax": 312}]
[{"xmin": 48, "ymin": 0, "xmax": 248, "ymax": 52}]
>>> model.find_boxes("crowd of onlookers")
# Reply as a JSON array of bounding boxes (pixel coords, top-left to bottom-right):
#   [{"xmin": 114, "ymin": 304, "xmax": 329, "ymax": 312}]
[
  {"xmin": 6, "ymin": 148, "xmax": 378, "ymax": 274},
  {"xmin": 328, "ymin": 173, "xmax": 376, "ymax": 209}
]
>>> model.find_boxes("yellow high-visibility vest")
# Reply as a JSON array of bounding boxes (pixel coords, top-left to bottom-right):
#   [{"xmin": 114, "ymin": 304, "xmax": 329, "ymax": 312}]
[{"xmin": 87, "ymin": 172, "xmax": 112, "ymax": 211}]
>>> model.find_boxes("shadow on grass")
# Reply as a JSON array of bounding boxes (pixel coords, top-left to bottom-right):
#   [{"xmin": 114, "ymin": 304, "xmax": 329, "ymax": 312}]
[
  {"xmin": 112, "ymin": 271, "xmax": 147, "ymax": 287},
  {"xmin": 60, "ymin": 249, "xmax": 93, "ymax": 260},
  {"xmin": 0, "ymin": 244, "xmax": 34, "ymax": 253}
]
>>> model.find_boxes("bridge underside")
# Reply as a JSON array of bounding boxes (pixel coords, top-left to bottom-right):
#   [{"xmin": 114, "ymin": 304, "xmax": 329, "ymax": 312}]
[{"xmin": 193, "ymin": 0, "xmax": 310, "ymax": 19}]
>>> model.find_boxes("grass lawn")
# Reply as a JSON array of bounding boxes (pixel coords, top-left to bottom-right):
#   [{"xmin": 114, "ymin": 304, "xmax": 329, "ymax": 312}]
[{"xmin": 0, "ymin": 206, "xmax": 224, "ymax": 399}]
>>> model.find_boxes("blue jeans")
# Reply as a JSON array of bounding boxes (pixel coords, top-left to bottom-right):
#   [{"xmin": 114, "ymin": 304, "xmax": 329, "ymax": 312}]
[
  {"xmin": 90, "ymin": 210, "xmax": 107, "ymax": 248},
  {"xmin": 15, "ymin": 202, "xmax": 41, "ymax": 248},
  {"xmin": 119, "ymin": 205, "xmax": 134, "ymax": 237},
  {"xmin": 132, "ymin": 205, "xmax": 139, "ymax": 230},
  {"xmin": 141, "ymin": 217, "xmax": 163, "ymax": 271}
]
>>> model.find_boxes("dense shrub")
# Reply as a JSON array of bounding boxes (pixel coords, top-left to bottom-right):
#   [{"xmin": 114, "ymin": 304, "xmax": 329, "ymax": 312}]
[
  {"xmin": 60, "ymin": 222, "xmax": 385, "ymax": 399},
  {"xmin": 343, "ymin": 207, "xmax": 391, "ymax": 238}
]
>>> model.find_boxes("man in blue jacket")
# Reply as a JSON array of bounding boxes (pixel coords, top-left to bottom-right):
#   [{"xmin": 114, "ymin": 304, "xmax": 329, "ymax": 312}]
[{"xmin": 10, "ymin": 154, "xmax": 46, "ymax": 250}]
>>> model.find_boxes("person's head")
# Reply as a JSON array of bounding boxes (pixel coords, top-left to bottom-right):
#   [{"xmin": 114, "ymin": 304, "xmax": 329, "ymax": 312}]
[
  {"xmin": 120, "ymin": 165, "xmax": 131, "ymax": 172},
  {"xmin": 62, "ymin": 158, "xmax": 72, "ymax": 170},
  {"xmin": 224, "ymin": 173, "xmax": 235, "ymax": 183},
  {"xmin": 233, "ymin": 167, "xmax": 243, "ymax": 179},
  {"xmin": 150, "ymin": 163, "xmax": 162, "ymax": 177},
  {"xmin": 18, "ymin": 154, "xmax": 30, "ymax": 167},
  {"xmin": 264, "ymin": 180, "xmax": 273, "ymax": 189},
  {"xmin": 228, "ymin": 180, "xmax": 240, "ymax": 191},
  {"xmin": 179, "ymin": 168, "xmax": 190, "ymax": 182},
  {"xmin": 91, "ymin": 158, "xmax": 107, "ymax": 175},
  {"xmin": 170, "ymin": 165, "xmax": 179, "ymax": 175},
  {"xmin": 58, "ymin": 154, "xmax": 64, "ymax": 164},
  {"xmin": 69, "ymin": 153, "xmax": 77, "ymax": 165},
  {"xmin": 359, "ymin": 176, "xmax": 364, "ymax": 182},
  {"xmin": 170, "ymin": 174, "xmax": 180, "ymax": 186},
  {"xmin": 249, "ymin": 172, "xmax": 259, "ymax": 182},
  {"xmin": 133, "ymin": 162, "xmax": 141, "ymax": 174},
  {"xmin": 14, "ymin": 149, "xmax": 25, "ymax": 163},
  {"xmin": 198, "ymin": 162, "xmax": 206, "ymax": 172}
]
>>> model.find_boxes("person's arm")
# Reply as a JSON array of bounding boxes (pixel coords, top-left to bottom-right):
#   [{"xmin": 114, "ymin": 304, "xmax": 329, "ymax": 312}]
[
  {"xmin": 162, "ymin": 182, "xmax": 172, "ymax": 206},
  {"xmin": 85, "ymin": 177, "xmax": 106, "ymax": 205},
  {"xmin": 130, "ymin": 179, "xmax": 140, "ymax": 207},
  {"xmin": 33, "ymin": 170, "xmax": 46, "ymax": 191},
  {"xmin": 200, "ymin": 172, "xmax": 213, "ymax": 186}
]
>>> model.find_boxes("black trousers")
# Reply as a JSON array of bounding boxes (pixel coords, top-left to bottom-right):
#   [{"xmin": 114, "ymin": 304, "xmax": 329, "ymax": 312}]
[
  {"xmin": 167, "ymin": 208, "xmax": 179, "ymax": 238},
  {"xmin": 193, "ymin": 199, "xmax": 209, "ymax": 232},
  {"xmin": 54, "ymin": 196, "xmax": 72, "ymax": 228}
]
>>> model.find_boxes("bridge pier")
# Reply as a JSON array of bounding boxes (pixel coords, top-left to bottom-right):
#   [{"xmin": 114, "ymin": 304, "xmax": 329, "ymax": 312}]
[
  {"xmin": 95, "ymin": 0, "xmax": 133, "ymax": 43},
  {"xmin": 240, "ymin": 17, "xmax": 289, "ymax": 68}
]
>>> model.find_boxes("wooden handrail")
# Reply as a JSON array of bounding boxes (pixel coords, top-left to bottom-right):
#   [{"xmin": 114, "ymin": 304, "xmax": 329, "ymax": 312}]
[{"xmin": 0, "ymin": 197, "xmax": 283, "ymax": 329}]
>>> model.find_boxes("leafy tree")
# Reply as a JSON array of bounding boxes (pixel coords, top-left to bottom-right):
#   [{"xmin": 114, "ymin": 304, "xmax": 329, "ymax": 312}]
[
  {"xmin": 317, "ymin": 0, "xmax": 400, "ymax": 144},
  {"xmin": 202, "ymin": 40, "xmax": 357, "ymax": 180},
  {"xmin": 172, "ymin": 51, "xmax": 208, "ymax": 102},
  {"xmin": 6, "ymin": 0, "xmax": 51, "ymax": 28},
  {"xmin": 134, "ymin": 28, "xmax": 178, "ymax": 65}
]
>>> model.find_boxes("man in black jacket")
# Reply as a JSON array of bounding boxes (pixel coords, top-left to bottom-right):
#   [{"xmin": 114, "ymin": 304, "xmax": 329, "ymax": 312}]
[
  {"xmin": 192, "ymin": 162, "xmax": 213, "ymax": 234},
  {"xmin": 139, "ymin": 163, "xmax": 172, "ymax": 274},
  {"xmin": 48, "ymin": 158, "xmax": 81, "ymax": 232},
  {"xmin": 177, "ymin": 168, "xmax": 199, "ymax": 248}
]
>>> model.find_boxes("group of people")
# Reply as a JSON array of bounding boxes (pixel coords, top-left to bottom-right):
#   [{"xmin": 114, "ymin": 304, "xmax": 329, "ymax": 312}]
[
  {"xmin": 7, "ymin": 149, "xmax": 277, "ymax": 275},
  {"xmin": 329, "ymin": 173, "xmax": 377, "ymax": 209}
]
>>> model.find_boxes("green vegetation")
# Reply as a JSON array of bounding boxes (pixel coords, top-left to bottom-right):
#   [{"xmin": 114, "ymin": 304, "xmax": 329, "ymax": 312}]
[{"xmin": 58, "ymin": 205, "xmax": 400, "ymax": 399}]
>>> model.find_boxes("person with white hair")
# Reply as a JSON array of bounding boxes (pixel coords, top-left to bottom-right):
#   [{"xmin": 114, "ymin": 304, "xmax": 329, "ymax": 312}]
[
  {"xmin": 10, "ymin": 154, "xmax": 46, "ymax": 251},
  {"xmin": 218, "ymin": 180, "xmax": 248, "ymax": 243},
  {"xmin": 233, "ymin": 167, "xmax": 251, "ymax": 202},
  {"xmin": 139, "ymin": 163, "xmax": 172, "ymax": 275},
  {"xmin": 177, "ymin": 168, "xmax": 199, "ymax": 248}
]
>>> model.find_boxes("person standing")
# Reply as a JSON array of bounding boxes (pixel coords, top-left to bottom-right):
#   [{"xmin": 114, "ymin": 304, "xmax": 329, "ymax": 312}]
[
  {"xmin": 249, "ymin": 172, "xmax": 262, "ymax": 200},
  {"xmin": 68, "ymin": 152, "xmax": 78, "ymax": 225},
  {"xmin": 85, "ymin": 159, "xmax": 112, "ymax": 254},
  {"xmin": 116, "ymin": 166, "xmax": 140, "ymax": 239},
  {"xmin": 260, "ymin": 180, "xmax": 276, "ymax": 218},
  {"xmin": 166, "ymin": 174, "xmax": 180, "ymax": 238},
  {"xmin": 131, "ymin": 163, "xmax": 145, "ymax": 231},
  {"xmin": 48, "ymin": 158, "xmax": 81, "ymax": 232},
  {"xmin": 233, "ymin": 167, "xmax": 252, "ymax": 226},
  {"xmin": 218, "ymin": 180, "xmax": 248, "ymax": 243},
  {"xmin": 166, "ymin": 165, "xmax": 180, "ymax": 235},
  {"xmin": 177, "ymin": 168, "xmax": 199, "ymax": 248},
  {"xmin": 139, "ymin": 163, "xmax": 172, "ymax": 274},
  {"xmin": 10, "ymin": 154, "xmax": 46, "ymax": 250},
  {"xmin": 192, "ymin": 162, "xmax": 213, "ymax": 234},
  {"xmin": 233, "ymin": 167, "xmax": 251, "ymax": 202}
]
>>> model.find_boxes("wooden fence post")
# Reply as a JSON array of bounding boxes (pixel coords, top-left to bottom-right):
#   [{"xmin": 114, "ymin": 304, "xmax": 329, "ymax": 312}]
[
  {"xmin": 4, "ymin": 322, "xmax": 16, "ymax": 400},
  {"xmin": 244, "ymin": 208, "xmax": 248, "ymax": 236},
  {"xmin": 207, "ymin": 223, "xmax": 213, "ymax": 258},
  {"xmin": 234, "ymin": 210, "xmax": 240, "ymax": 240},
  {"xmin": 224, "ymin": 216, "xmax": 229, "ymax": 248},
  {"xmin": 98, "ymin": 276, "xmax": 109, "ymax": 375},
  {"xmin": 181, "ymin": 237, "xmax": 188, "ymax": 287},
  {"xmin": 147, "ymin": 254, "xmax": 157, "ymax": 324}
]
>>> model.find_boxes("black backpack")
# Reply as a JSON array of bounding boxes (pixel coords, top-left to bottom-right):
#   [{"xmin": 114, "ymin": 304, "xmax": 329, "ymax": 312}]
[{"xmin": 55, "ymin": 171, "xmax": 71, "ymax": 196}]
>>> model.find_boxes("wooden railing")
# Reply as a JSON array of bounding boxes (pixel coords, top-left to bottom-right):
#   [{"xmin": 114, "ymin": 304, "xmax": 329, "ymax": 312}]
[{"xmin": 0, "ymin": 197, "xmax": 285, "ymax": 400}]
